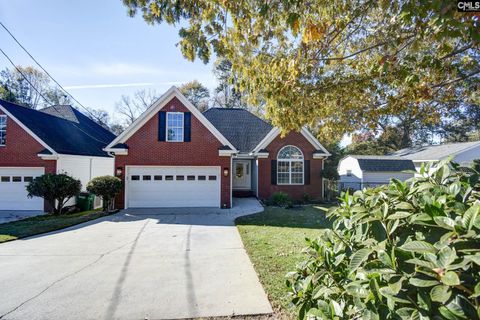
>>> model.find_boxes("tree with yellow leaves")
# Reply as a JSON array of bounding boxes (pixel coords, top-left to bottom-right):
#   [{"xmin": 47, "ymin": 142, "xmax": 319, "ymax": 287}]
[{"xmin": 122, "ymin": 0, "xmax": 479, "ymax": 142}]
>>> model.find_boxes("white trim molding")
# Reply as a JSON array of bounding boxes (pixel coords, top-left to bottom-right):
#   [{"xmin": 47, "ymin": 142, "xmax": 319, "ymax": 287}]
[
  {"xmin": 313, "ymin": 154, "xmax": 327, "ymax": 159},
  {"xmin": 105, "ymin": 86, "xmax": 238, "ymax": 153},
  {"xmin": 251, "ymin": 126, "xmax": 331, "ymax": 157},
  {"xmin": 251, "ymin": 128, "xmax": 281, "ymax": 154},
  {"xmin": 0, "ymin": 104, "xmax": 57, "ymax": 155},
  {"xmin": 300, "ymin": 127, "xmax": 331, "ymax": 156},
  {"xmin": 256, "ymin": 152, "xmax": 269, "ymax": 159},
  {"xmin": 38, "ymin": 154, "xmax": 58, "ymax": 160},
  {"xmin": 219, "ymin": 149, "xmax": 236, "ymax": 156},
  {"xmin": 104, "ymin": 148, "xmax": 128, "ymax": 155}
]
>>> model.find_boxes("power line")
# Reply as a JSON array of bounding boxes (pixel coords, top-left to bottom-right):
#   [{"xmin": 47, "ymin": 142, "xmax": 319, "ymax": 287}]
[
  {"xmin": 0, "ymin": 48, "xmax": 52, "ymax": 105},
  {"xmin": 0, "ymin": 21, "xmax": 103, "ymax": 123},
  {"xmin": 0, "ymin": 47, "xmax": 111, "ymax": 144}
]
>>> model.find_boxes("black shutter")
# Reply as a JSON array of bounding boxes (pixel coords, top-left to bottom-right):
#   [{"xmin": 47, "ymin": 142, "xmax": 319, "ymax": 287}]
[
  {"xmin": 184, "ymin": 112, "xmax": 191, "ymax": 142},
  {"xmin": 271, "ymin": 160, "xmax": 277, "ymax": 185},
  {"xmin": 158, "ymin": 112, "xmax": 166, "ymax": 141},
  {"xmin": 304, "ymin": 160, "xmax": 310, "ymax": 185}
]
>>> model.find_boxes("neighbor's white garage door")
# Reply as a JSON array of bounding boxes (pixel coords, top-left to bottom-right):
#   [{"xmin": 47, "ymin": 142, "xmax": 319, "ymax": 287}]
[
  {"xmin": 0, "ymin": 167, "xmax": 44, "ymax": 211},
  {"xmin": 126, "ymin": 166, "xmax": 221, "ymax": 208}
]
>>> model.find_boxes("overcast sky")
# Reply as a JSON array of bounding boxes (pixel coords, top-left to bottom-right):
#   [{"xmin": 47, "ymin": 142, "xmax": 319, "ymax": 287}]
[{"xmin": 0, "ymin": 0, "xmax": 217, "ymax": 122}]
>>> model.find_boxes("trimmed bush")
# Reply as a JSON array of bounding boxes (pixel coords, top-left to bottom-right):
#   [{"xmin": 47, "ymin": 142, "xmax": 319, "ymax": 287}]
[
  {"xmin": 270, "ymin": 191, "xmax": 292, "ymax": 207},
  {"xmin": 86, "ymin": 176, "xmax": 122, "ymax": 211},
  {"xmin": 287, "ymin": 160, "xmax": 480, "ymax": 319},
  {"xmin": 26, "ymin": 173, "xmax": 81, "ymax": 214}
]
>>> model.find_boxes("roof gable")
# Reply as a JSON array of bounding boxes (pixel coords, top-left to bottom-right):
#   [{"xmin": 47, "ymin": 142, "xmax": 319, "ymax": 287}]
[
  {"xmin": 251, "ymin": 127, "xmax": 331, "ymax": 156},
  {"xmin": 203, "ymin": 108, "xmax": 272, "ymax": 153},
  {"xmin": 105, "ymin": 86, "xmax": 237, "ymax": 152},
  {"xmin": 0, "ymin": 100, "xmax": 116, "ymax": 157},
  {"xmin": 40, "ymin": 105, "xmax": 79, "ymax": 122}
]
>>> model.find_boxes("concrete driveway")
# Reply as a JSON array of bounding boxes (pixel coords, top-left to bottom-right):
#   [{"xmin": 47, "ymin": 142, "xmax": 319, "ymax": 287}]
[{"xmin": 0, "ymin": 198, "xmax": 272, "ymax": 320}]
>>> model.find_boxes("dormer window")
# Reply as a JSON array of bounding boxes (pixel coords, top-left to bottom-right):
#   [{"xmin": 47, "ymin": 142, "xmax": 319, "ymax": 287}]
[
  {"xmin": 166, "ymin": 112, "xmax": 184, "ymax": 142},
  {"xmin": 0, "ymin": 115, "xmax": 6, "ymax": 146}
]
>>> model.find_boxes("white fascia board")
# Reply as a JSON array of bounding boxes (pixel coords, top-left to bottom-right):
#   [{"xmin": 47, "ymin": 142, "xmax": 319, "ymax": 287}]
[
  {"xmin": 301, "ymin": 127, "xmax": 331, "ymax": 156},
  {"xmin": 38, "ymin": 154, "xmax": 58, "ymax": 160},
  {"xmin": 251, "ymin": 127, "xmax": 281, "ymax": 153},
  {"xmin": 251, "ymin": 126, "xmax": 331, "ymax": 157},
  {"xmin": 255, "ymin": 153, "xmax": 269, "ymax": 159},
  {"xmin": 219, "ymin": 149, "xmax": 236, "ymax": 156},
  {"xmin": 0, "ymin": 104, "xmax": 57, "ymax": 155},
  {"xmin": 57, "ymin": 153, "xmax": 114, "ymax": 160},
  {"xmin": 235, "ymin": 153, "xmax": 255, "ymax": 159},
  {"xmin": 105, "ymin": 86, "xmax": 237, "ymax": 152},
  {"xmin": 104, "ymin": 147, "xmax": 128, "ymax": 155}
]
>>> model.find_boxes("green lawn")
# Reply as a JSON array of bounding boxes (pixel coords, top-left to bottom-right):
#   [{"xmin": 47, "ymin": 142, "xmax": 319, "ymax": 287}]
[
  {"xmin": 236, "ymin": 205, "xmax": 333, "ymax": 319},
  {"xmin": 0, "ymin": 210, "xmax": 112, "ymax": 243}
]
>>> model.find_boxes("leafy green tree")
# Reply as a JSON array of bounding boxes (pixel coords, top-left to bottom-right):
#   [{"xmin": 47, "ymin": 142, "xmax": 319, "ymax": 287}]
[
  {"xmin": 123, "ymin": 0, "xmax": 479, "ymax": 141},
  {"xmin": 321, "ymin": 141, "xmax": 343, "ymax": 180},
  {"xmin": 179, "ymin": 80, "xmax": 210, "ymax": 112},
  {"xmin": 439, "ymin": 104, "xmax": 480, "ymax": 142},
  {"xmin": 0, "ymin": 83, "xmax": 17, "ymax": 103},
  {"xmin": 86, "ymin": 176, "xmax": 122, "ymax": 211},
  {"xmin": 26, "ymin": 173, "xmax": 81, "ymax": 214},
  {"xmin": 345, "ymin": 131, "xmax": 392, "ymax": 155}
]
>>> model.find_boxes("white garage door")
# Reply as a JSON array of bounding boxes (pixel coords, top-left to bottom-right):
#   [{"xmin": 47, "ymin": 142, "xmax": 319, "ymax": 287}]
[
  {"xmin": 0, "ymin": 167, "xmax": 44, "ymax": 211},
  {"xmin": 126, "ymin": 166, "xmax": 221, "ymax": 208}
]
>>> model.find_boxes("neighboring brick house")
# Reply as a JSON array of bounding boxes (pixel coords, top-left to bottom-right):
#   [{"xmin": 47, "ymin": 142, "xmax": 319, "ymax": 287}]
[
  {"xmin": 0, "ymin": 100, "xmax": 116, "ymax": 211},
  {"xmin": 105, "ymin": 87, "xmax": 330, "ymax": 209}
]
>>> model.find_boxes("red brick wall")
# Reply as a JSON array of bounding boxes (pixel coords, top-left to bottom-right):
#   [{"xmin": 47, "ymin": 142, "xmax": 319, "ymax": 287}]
[
  {"xmin": 258, "ymin": 131, "xmax": 324, "ymax": 201},
  {"xmin": 0, "ymin": 110, "xmax": 57, "ymax": 211},
  {"xmin": 114, "ymin": 97, "xmax": 231, "ymax": 208}
]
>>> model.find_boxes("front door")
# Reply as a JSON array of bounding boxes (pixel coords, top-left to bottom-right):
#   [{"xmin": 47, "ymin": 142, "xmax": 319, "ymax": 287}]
[{"xmin": 233, "ymin": 160, "xmax": 251, "ymax": 190}]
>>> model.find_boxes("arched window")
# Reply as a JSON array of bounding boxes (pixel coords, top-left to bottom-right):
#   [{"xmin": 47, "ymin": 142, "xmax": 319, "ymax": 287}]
[{"xmin": 277, "ymin": 145, "xmax": 304, "ymax": 185}]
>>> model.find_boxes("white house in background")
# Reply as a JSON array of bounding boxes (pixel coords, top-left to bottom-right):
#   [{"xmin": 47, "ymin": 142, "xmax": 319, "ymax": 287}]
[
  {"xmin": 392, "ymin": 141, "xmax": 480, "ymax": 172},
  {"xmin": 337, "ymin": 155, "xmax": 416, "ymax": 191}
]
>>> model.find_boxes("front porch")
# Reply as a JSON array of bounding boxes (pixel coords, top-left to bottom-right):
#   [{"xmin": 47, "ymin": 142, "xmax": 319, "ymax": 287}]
[{"xmin": 232, "ymin": 158, "xmax": 257, "ymax": 198}]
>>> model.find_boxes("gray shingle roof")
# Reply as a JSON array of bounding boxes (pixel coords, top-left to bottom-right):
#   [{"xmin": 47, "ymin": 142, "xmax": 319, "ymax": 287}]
[
  {"xmin": 391, "ymin": 141, "xmax": 480, "ymax": 161},
  {"xmin": 203, "ymin": 108, "xmax": 272, "ymax": 153},
  {"xmin": 347, "ymin": 155, "xmax": 416, "ymax": 172},
  {"xmin": 0, "ymin": 100, "xmax": 116, "ymax": 157},
  {"xmin": 40, "ymin": 105, "xmax": 79, "ymax": 122}
]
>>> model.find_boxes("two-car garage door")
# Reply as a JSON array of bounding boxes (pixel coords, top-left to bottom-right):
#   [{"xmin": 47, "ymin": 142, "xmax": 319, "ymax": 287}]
[
  {"xmin": 0, "ymin": 167, "xmax": 44, "ymax": 211},
  {"xmin": 126, "ymin": 166, "xmax": 221, "ymax": 208}
]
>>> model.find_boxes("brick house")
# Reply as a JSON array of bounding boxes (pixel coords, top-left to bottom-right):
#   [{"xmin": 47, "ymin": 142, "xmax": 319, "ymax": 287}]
[
  {"xmin": 105, "ymin": 87, "xmax": 330, "ymax": 209},
  {"xmin": 0, "ymin": 100, "xmax": 116, "ymax": 211}
]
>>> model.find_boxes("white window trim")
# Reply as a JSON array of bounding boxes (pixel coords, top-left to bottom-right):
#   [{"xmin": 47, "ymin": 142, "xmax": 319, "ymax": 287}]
[
  {"xmin": 166, "ymin": 112, "xmax": 184, "ymax": 142},
  {"xmin": 277, "ymin": 145, "xmax": 304, "ymax": 185},
  {"xmin": 0, "ymin": 115, "xmax": 6, "ymax": 146}
]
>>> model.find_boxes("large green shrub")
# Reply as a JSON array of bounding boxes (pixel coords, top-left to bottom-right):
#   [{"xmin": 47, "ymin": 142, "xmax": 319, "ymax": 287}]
[
  {"xmin": 270, "ymin": 191, "xmax": 293, "ymax": 207},
  {"xmin": 287, "ymin": 160, "xmax": 480, "ymax": 319},
  {"xmin": 26, "ymin": 173, "xmax": 81, "ymax": 214},
  {"xmin": 86, "ymin": 176, "xmax": 122, "ymax": 211}
]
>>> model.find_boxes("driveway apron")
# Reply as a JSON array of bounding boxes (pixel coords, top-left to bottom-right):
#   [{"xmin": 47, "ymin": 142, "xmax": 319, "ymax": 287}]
[{"xmin": 0, "ymin": 198, "xmax": 272, "ymax": 320}]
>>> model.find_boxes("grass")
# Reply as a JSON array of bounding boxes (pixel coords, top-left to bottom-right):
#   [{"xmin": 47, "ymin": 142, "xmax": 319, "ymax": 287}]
[
  {"xmin": 0, "ymin": 209, "xmax": 113, "ymax": 243},
  {"xmin": 236, "ymin": 205, "xmax": 333, "ymax": 319}
]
